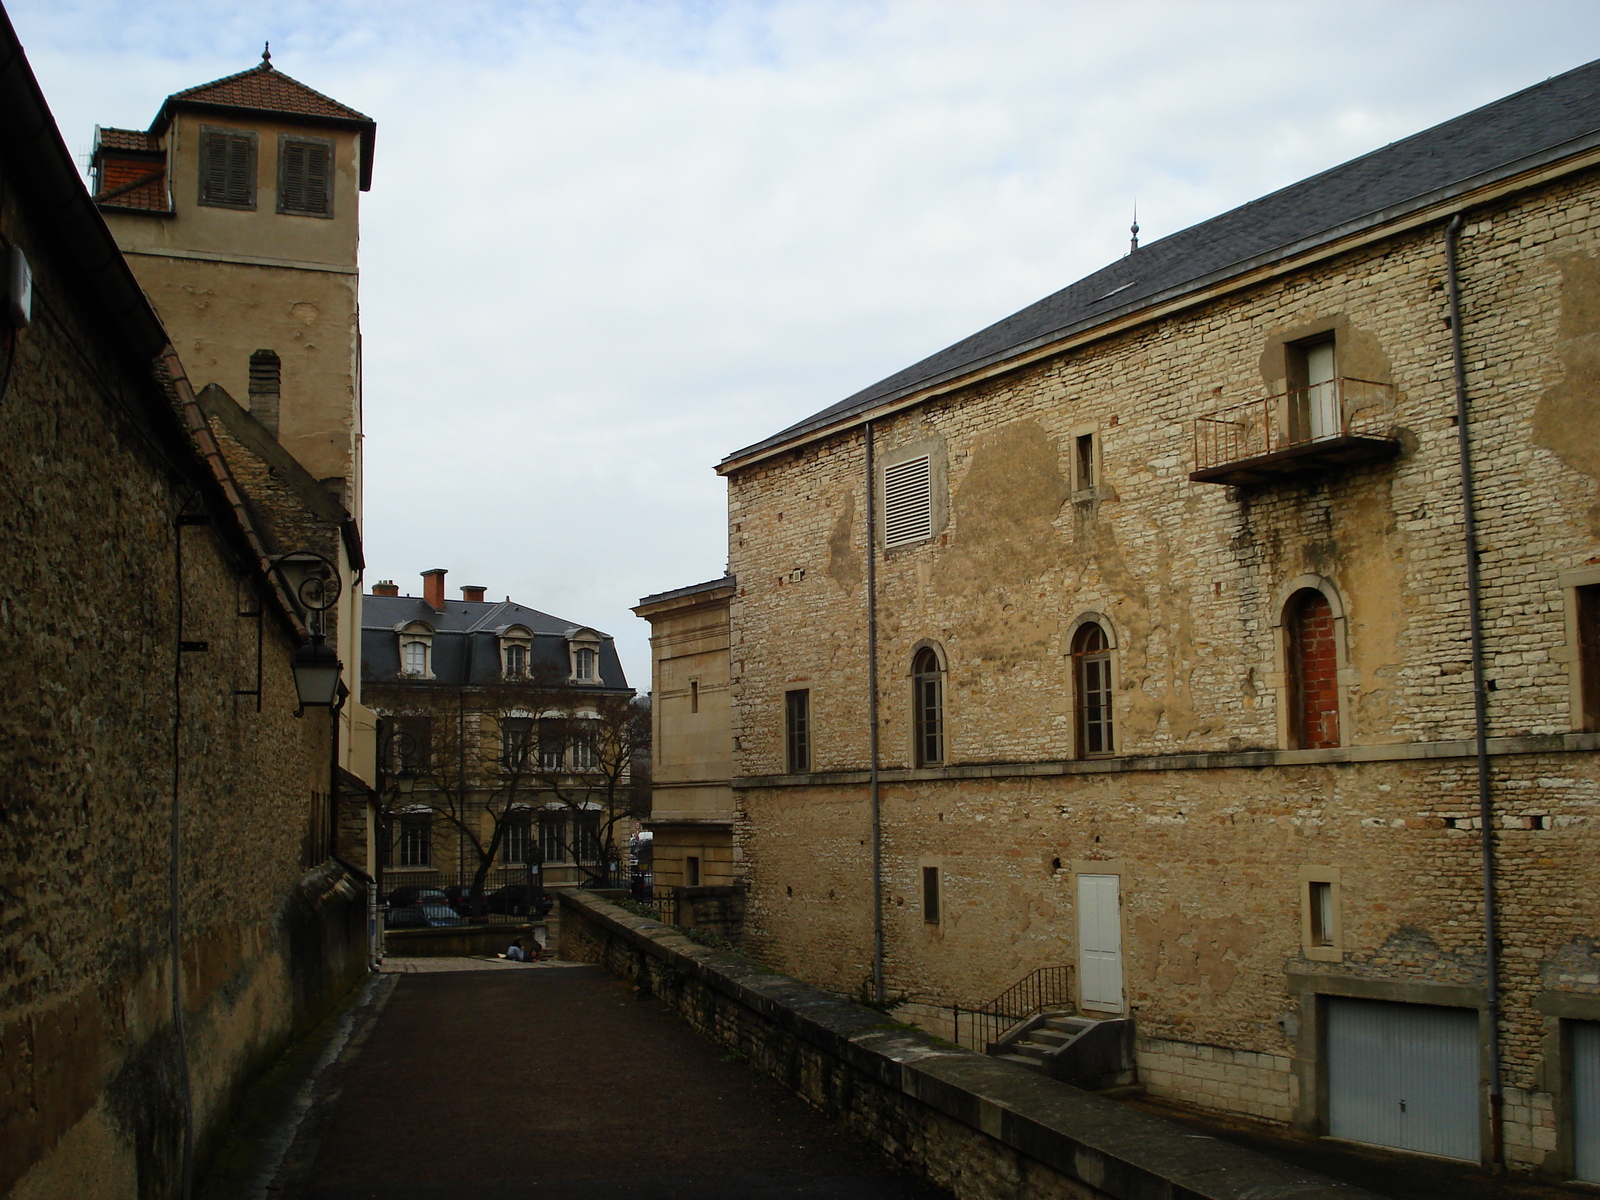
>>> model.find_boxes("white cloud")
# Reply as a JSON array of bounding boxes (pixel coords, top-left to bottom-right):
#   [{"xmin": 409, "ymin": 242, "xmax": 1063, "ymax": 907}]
[{"xmin": 14, "ymin": 0, "xmax": 1600, "ymax": 685}]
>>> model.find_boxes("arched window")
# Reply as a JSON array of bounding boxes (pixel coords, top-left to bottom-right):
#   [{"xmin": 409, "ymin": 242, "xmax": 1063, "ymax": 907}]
[
  {"xmin": 505, "ymin": 643, "xmax": 528, "ymax": 677},
  {"xmin": 1072, "ymin": 622, "xmax": 1114, "ymax": 757},
  {"xmin": 912, "ymin": 647, "xmax": 945, "ymax": 767},
  {"xmin": 1286, "ymin": 588, "xmax": 1340, "ymax": 748}
]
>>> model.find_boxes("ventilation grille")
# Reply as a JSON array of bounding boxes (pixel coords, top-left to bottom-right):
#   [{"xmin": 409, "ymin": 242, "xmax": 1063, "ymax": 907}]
[{"xmin": 883, "ymin": 455, "xmax": 933, "ymax": 547}]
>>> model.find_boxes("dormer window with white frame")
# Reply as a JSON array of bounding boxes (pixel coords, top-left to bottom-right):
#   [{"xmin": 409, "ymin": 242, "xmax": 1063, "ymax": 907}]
[
  {"xmin": 396, "ymin": 621, "xmax": 434, "ymax": 679},
  {"xmin": 499, "ymin": 625, "xmax": 533, "ymax": 679},
  {"xmin": 567, "ymin": 627, "xmax": 603, "ymax": 684}
]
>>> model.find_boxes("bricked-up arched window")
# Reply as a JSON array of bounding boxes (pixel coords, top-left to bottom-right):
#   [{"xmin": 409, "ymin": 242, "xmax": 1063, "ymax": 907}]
[
  {"xmin": 912, "ymin": 647, "xmax": 945, "ymax": 767},
  {"xmin": 1286, "ymin": 588, "xmax": 1341, "ymax": 748},
  {"xmin": 1073, "ymin": 622, "xmax": 1114, "ymax": 757}
]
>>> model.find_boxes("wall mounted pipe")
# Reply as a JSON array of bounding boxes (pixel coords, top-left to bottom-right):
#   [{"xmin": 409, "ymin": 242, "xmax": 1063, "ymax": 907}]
[
  {"xmin": 1445, "ymin": 211, "xmax": 1503, "ymax": 1167},
  {"xmin": 864, "ymin": 421, "xmax": 885, "ymax": 1004}
]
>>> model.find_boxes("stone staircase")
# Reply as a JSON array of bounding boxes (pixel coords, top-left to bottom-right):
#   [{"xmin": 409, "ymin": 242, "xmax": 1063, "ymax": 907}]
[{"xmin": 987, "ymin": 1012, "xmax": 1137, "ymax": 1090}]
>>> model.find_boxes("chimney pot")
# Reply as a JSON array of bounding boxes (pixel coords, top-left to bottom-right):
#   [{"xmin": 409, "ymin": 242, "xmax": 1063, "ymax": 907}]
[
  {"xmin": 372, "ymin": 579, "xmax": 399, "ymax": 597},
  {"xmin": 461, "ymin": 585, "xmax": 486, "ymax": 603},
  {"xmin": 422, "ymin": 568, "xmax": 447, "ymax": 611}
]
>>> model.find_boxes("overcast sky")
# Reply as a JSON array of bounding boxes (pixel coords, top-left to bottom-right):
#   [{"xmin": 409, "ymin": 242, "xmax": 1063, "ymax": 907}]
[{"xmin": 13, "ymin": 0, "xmax": 1600, "ymax": 690}]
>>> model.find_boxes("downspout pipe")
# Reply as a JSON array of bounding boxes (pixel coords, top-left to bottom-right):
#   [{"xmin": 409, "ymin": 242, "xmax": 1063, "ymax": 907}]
[
  {"xmin": 1445, "ymin": 212, "xmax": 1503, "ymax": 1167},
  {"xmin": 865, "ymin": 421, "xmax": 885, "ymax": 1004}
]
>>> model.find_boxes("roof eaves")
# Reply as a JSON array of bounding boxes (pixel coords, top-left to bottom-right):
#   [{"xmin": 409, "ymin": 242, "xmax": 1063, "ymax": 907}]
[{"xmin": 716, "ymin": 125, "xmax": 1600, "ymax": 476}]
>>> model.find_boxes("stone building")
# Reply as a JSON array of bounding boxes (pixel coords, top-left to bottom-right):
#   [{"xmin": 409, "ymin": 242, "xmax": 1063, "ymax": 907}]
[
  {"xmin": 91, "ymin": 48, "xmax": 378, "ymax": 799},
  {"xmin": 707, "ymin": 62, "xmax": 1600, "ymax": 1179},
  {"xmin": 362, "ymin": 571, "xmax": 638, "ymax": 896},
  {"xmin": 633, "ymin": 576, "xmax": 738, "ymax": 891},
  {"xmin": 0, "ymin": 19, "xmax": 370, "ymax": 1198}
]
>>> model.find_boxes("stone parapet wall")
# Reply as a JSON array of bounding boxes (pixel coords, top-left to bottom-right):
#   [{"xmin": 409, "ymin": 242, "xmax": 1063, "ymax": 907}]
[{"xmin": 558, "ymin": 890, "xmax": 1381, "ymax": 1200}]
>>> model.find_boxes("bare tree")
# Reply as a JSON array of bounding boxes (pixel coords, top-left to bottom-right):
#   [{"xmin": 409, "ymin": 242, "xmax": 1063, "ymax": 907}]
[{"xmin": 526, "ymin": 694, "xmax": 652, "ymax": 887}]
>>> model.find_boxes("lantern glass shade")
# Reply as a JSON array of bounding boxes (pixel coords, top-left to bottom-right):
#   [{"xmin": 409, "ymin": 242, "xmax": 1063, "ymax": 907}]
[{"xmin": 292, "ymin": 636, "xmax": 343, "ymax": 709}]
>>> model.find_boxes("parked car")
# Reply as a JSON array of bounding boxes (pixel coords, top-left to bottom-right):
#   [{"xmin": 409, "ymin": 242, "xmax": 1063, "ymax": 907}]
[
  {"xmin": 484, "ymin": 883, "xmax": 553, "ymax": 918},
  {"xmin": 383, "ymin": 886, "xmax": 450, "ymax": 909},
  {"xmin": 383, "ymin": 901, "xmax": 464, "ymax": 930}
]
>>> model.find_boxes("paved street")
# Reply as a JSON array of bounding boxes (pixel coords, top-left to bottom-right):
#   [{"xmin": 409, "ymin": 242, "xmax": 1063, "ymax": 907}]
[{"xmin": 244, "ymin": 961, "xmax": 946, "ymax": 1200}]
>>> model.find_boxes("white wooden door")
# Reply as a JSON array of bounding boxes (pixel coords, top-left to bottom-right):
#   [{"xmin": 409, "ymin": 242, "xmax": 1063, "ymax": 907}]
[
  {"xmin": 1326, "ymin": 997, "xmax": 1479, "ymax": 1161},
  {"xmin": 1306, "ymin": 341, "xmax": 1339, "ymax": 440},
  {"xmin": 1077, "ymin": 873, "xmax": 1123, "ymax": 1012},
  {"xmin": 1574, "ymin": 1020, "xmax": 1600, "ymax": 1182}
]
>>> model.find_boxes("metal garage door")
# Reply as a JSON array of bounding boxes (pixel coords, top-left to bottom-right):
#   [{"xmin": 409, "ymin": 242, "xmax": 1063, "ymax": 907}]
[
  {"xmin": 1574, "ymin": 1020, "xmax": 1600, "ymax": 1182},
  {"xmin": 1326, "ymin": 997, "xmax": 1479, "ymax": 1161}
]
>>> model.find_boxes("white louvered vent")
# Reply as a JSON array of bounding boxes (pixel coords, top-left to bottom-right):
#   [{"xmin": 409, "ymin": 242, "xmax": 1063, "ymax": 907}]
[{"xmin": 883, "ymin": 455, "xmax": 933, "ymax": 547}]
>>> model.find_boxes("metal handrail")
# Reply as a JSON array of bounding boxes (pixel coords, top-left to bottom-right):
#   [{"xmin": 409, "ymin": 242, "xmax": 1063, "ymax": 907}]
[
  {"xmin": 1192, "ymin": 377, "xmax": 1397, "ymax": 474},
  {"xmin": 951, "ymin": 965, "xmax": 1073, "ymax": 1051}
]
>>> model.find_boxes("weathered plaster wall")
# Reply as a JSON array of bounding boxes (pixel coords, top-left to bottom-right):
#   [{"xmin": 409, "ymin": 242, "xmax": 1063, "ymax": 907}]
[{"xmin": 724, "ymin": 165, "xmax": 1600, "ymax": 1175}]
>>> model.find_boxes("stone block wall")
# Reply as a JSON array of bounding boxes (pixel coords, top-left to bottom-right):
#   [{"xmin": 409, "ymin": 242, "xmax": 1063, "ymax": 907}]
[
  {"xmin": 559, "ymin": 890, "xmax": 1379, "ymax": 1200},
  {"xmin": 720, "ymin": 155, "xmax": 1600, "ymax": 1176},
  {"xmin": 1, "ymin": 151, "xmax": 367, "ymax": 1197}
]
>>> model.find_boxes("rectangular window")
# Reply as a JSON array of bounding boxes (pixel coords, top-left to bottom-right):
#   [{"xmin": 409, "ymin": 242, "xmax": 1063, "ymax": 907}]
[
  {"xmin": 397, "ymin": 814, "xmax": 431, "ymax": 867},
  {"xmin": 383, "ymin": 715, "xmax": 431, "ymax": 775},
  {"xmin": 1309, "ymin": 881, "xmax": 1334, "ymax": 946},
  {"xmin": 571, "ymin": 733, "xmax": 597, "ymax": 771},
  {"xmin": 575, "ymin": 811, "xmax": 601, "ymax": 861},
  {"xmin": 883, "ymin": 455, "xmax": 934, "ymax": 547},
  {"xmin": 503, "ymin": 816, "xmax": 532, "ymax": 864},
  {"xmin": 1299, "ymin": 867, "xmax": 1342, "ymax": 961},
  {"xmin": 278, "ymin": 135, "xmax": 333, "ymax": 216},
  {"xmin": 574, "ymin": 647, "xmax": 597, "ymax": 681},
  {"xmin": 505, "ymin": 643, "xmax": 528, "ymax": 677},
  {"xmin": 785, "ymin": 689, "xmax": 810, "ymax": 774},
  {"xmin": 689, "ymin": 679, "xmax": 699, "ymax": 713},
  {"xmin": 539, "ymin": 812, "xmax": 566, "ymax": 862},
  {"xmin": 539, "ymin": 718, "xmax": 564, "ymax": 771},
  {"xmin": 686, "ymin": 855, "xmax": 701, "ymax": 887},
  {"xmin": 199, "ymin": 126, "xmax": 256, "ymax": 209},
  {"xmin": 501, "ymin": 716, "xmax": 532, "ymax": 771},
  {"xmin": 1579, "ymin": 583, "xmax": 1600, "ymax": 732},
  {"xmin": 402, "ymin": 640, "xmax": 428, "ymax": 676},
  {"xmin": 922, "ymin": 865, "xmax": 941, "ymax": 925},
  {"xmin": 1075, "ymin": 432, "xmax": 1096, "ymax": 490}
]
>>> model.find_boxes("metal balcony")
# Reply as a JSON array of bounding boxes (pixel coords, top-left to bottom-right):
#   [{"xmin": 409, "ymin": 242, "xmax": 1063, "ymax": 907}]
[{"xmin": 1190, "ymin": 377, "xmax": 1400, "ymax": 486}]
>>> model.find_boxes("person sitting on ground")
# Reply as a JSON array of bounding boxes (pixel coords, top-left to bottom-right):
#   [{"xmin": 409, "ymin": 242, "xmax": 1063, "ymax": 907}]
[{"xmin": 505, "ymin": 937, "xmax": 535, "ymax": 963}]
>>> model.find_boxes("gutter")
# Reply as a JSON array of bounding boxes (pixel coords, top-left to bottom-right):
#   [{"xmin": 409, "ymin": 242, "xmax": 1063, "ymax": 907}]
[
  {"xmin": 1445, "ymin": 212, "xmax": 1503, "ymax": 1168},
  {"xmin": 864, "ymin": 422, "xmax": 884, "ymax": 1004}
]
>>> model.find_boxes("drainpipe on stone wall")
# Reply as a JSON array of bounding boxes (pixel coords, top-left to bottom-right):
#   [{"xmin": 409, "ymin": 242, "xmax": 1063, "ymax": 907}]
[
  {"xmin": 1446, "ymin": 211, "xmax": 1504, "ymax": 1168},
  {"xmin": 864, "ymin": 421, "xmax": 885, "ymax": 1004},
  {"xmin": 171, "ymin": 504, "xmax": 202, "ymax": 1200}
]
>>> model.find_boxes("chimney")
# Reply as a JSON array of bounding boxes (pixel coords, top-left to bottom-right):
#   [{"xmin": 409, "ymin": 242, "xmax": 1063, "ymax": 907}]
[
  {"xmin": 461, "ymin": 585, "xmax": 486, "ymax": 603},
  {"xmin": 422, "ymin": 568, "xmax": 447, "ymax": 611},
  {"xmin": 372, "ymin": 579, "xmax": 399, "ymax": 597}
]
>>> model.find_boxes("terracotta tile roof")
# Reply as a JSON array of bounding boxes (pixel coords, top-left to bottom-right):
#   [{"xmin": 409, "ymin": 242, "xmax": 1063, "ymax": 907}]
[
  {"xmin": 95, "ymin": 156, "xmax": 169, "ymax": 212},
  {"xmin": 166, "ymin": 62, "xmax": 370, "ymax": 125},
  {"xmin": 96, "ymin": 126, "xmax": 161, "ymax": 153}
]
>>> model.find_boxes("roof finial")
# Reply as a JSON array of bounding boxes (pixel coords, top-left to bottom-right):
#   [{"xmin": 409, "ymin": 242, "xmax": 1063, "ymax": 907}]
[
  {"xmin": 1129, "ymin": 200, "xmax": 1140, "ymax": 255},
  {"xmin": 261, "ymin": 41, "xmax": 272, "ymax": 67}
]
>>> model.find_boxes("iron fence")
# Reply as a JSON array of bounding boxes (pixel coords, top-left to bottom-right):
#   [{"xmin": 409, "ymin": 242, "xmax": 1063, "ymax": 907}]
[
  {"xmin": 379, "ymin": 867, "xmax": 553, "ymax": 929},
  {"xmin": 625, "ymin": 886, "xmax": 680, "ymax": 927},
  {"xmin": 951, "ymin": 965, "xmax": 1073, "ymax": 1052}
]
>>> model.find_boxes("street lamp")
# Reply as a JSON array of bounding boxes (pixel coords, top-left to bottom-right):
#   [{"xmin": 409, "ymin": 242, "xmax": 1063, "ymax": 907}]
[{"xmin": 291, "ymin": 633, "xmax": 343, "ymax": 712}]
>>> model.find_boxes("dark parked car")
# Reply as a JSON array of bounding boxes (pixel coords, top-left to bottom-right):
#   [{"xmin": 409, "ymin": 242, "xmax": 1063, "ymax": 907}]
[
  {"xmin": 383, "ymin": 901, "xmax": 464, "ymax": 930},
  {"xmin": 384, "ymin": 886, "xmax": 450, "ymax": 909},
  {"xmin": 484, "ymin": 883, "xmax": 553, "ymax": 918}
]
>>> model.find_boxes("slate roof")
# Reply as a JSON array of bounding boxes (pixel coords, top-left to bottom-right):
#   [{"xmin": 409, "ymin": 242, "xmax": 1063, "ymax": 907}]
[
  {"xmin": 635, "ymin": 575, "xmax": 736, "ymax": 609},
  {"xmin": 720, "ymin": 56, "xmax": 1600, "ymax": 470},
  {"xmin": 166, "ymin": 61, "xmax": 371, "ymax": 125},
  {"xmin": 361, "ymin": 593, "xmax": 630, "ymax": 692}
]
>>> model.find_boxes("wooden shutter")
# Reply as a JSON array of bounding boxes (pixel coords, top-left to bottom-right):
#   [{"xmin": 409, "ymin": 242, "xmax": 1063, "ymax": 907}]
[
  {"xmin": 882, "ymin": 455, "xmax": 933, "ymax": 547},
  {"xmin": 280, "ymin": 139, "xmax": 331, "ymax": 214},
  {"xmin": 201, "ymin": 130, "xmax": 253, "ymax": 207}
]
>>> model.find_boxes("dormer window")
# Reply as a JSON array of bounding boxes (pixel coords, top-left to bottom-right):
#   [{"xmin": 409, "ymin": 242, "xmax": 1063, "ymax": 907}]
[
  {"xmin": 566, "ymin": 628, "xmax": 603, "ymax": 683},
  {"xmin": 396, "ymin": 622, "xmax": 434, "ymax": 678},
  {"xmin": 499, "ymin": 625, "xmax": 533, "ymax": 679}
]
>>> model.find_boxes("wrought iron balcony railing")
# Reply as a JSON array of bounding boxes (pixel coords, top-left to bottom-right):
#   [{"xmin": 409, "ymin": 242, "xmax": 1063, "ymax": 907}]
[{"xmin": 1190, "ymin": 377, "xmax": 1400, "ymax": 486}]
